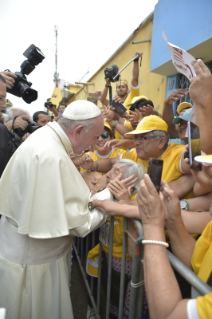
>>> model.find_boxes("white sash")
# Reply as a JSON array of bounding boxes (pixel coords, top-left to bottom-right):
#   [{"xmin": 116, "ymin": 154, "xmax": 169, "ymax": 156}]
[{"xmin": 0, "ymin": 216, "xmax": 73, "ymax": 265}]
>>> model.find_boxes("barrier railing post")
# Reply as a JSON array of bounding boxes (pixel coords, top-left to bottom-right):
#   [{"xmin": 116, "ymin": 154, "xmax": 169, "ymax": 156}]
[
  {"xmin": 97, "ymin": 242, "xmax": 102, "ymax": 315},
  {"xmin": 73, "ymin": 243, "xmax": 101, "ymax": 319},
  {"xmin": 85, "ymin": 235, "xmax": 89, "ymax": 279},
  {"xmin": 167, "ymin": 250, "xmax": 212, "ymax": 295},
  {"xmin": 129, "ymin": 236, "xmax": 143, "ymax": 319},
  {"xmin": 105, "ymin": 216, "xmax": 114, "ymax": 319},
  {"xmin": 118, "ymin": 217, "xmax": 127, "ymax": 319}
]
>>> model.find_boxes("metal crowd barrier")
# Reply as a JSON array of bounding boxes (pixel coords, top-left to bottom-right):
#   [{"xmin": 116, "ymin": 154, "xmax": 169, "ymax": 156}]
[{"xmin": 73, "ymin": 217, "xmax": 212, "ymax": 319}]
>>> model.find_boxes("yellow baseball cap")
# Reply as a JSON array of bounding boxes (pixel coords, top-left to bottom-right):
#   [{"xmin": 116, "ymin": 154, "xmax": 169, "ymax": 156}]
[
  {"xmin": 127, "ymin": 95, "xmax": 148, "ymax": 107},
  {"xmin": 125, "ymin": 115, "xmax": 168, "ymax": 137},
  {"xmin": 116, "ymin": 80, "xmax": 128, "ymax": 87},
  {"xmin": 177, "ymin": 102, "xmax": 192, "ymax": 114},
  {"xmin": 104, "ymin": 121, "xmax": 113, "ymax": 133}
]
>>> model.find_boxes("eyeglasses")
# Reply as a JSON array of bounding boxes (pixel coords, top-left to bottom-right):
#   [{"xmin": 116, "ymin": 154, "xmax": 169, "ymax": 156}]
[
  {"xmin": 131, "ymin": 135, "xmax": 158, "ymax": 141},
  {"xmin": 97, "ymin": 131, "xmax": 110, "ymax": 139}
]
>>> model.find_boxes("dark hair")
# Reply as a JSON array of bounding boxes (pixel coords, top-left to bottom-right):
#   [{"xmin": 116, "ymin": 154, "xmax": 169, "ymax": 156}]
[
  {"xmin": 130, "ymin": 99, "xmax": 154, "ymax": 111},
  {"xmin": 0, "ymin": 74, "xmax": 6, "ymax": 84},
  {"xmin": 33, "ymin": 111, "xmax": 49, "ymax": 123},
  {"xmin": 104, "ymin": 126, "xmax": 114, "ymax": 139}
]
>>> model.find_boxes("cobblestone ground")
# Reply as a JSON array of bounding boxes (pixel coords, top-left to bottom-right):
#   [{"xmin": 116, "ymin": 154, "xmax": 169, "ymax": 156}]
[
  {"xmin": 70, "ymin": 260, "xmax": 107, "ymax": 319},
  {"xmin": 71, "ymin": 260, "xmax": 87, "ymax": 319}
]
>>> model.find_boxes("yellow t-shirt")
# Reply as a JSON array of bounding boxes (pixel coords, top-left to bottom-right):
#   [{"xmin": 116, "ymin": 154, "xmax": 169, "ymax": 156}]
[
  {"xmin": 81, "ymin": 148, "xmax": 124, "ymax": 174},
  {"xmin": 121, "ymin": 143, "xmax": 186, "ymax": 183},
  {"xmin": 125, "ymin": 120, "xmax": 134, "ymax": 131},
  {"xmin": 114, "ymin": 85, "xmax": 139, "ymax": 139},
  {"xmin": 121, "ymin": 148, "xmax": 149, "ymax": 172},
  {"xmin": 101, "ymin": 215, "xmax": 131, "ymax": 260},
  {"xmin": 124, "ymin": 85, "xmax": 140, "ymax": 111},
  {"xmin": 121, "ymin": 144, "xmax": 197, "ymax": 238},
  {"xmin": 191, "ymin": 221, "xmax": 212, "ymax": 318}
]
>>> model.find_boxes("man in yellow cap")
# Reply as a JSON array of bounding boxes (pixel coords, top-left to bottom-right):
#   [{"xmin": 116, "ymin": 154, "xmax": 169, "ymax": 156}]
[
  {"xmin": 100, "ymin": 51, "xmax": 143, "ymax": 109},
  {"xmin": 123, "ymin": 115, "xmax": 191, "ymax": 183},
  {"xmin": 82, "ymin": 115, "xmax": 191, "ymax": 186}
]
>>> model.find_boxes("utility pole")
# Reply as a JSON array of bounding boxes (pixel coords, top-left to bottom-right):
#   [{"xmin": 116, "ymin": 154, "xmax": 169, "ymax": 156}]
[{"xmin": 54, "ymin": 25, "xmax": 59, "ymax": 87}]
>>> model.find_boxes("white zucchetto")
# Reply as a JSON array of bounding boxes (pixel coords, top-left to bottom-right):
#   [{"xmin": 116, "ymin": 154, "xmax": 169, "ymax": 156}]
[{"xmin": 62, "ymin": 100, "xmax": 101, "ymax": 120}]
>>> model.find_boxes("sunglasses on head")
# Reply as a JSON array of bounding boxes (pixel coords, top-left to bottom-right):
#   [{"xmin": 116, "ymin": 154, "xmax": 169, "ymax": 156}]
[{"xmin": 97, "ymin": 131, "xmax": 110, "ymax": 139}]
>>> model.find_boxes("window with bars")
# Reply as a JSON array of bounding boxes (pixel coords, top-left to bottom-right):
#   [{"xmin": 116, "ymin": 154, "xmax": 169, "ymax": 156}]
[{"xmin": 176, "ymin": 61, "xmax": 212, "ymax": 109}]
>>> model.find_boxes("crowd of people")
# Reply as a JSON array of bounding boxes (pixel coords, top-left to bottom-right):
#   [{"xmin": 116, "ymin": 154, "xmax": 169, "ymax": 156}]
[{"xmin": 0, "ymin": 52, "xmax": 211, "ymax": 319}]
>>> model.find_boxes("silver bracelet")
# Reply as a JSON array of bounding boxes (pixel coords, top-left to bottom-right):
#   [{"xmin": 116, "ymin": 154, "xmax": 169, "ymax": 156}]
[
  {"xmin": 112, "ymin": 120, "xmax": 118, "ymax": 130},
  {"xmin": 142, "ymin": 240, "xmax": 169, "ymax": 248}
]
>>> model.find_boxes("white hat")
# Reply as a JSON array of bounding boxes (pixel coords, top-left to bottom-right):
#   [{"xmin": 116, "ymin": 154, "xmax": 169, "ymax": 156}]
[{"xmin": 63, "ymin": 100, "xmax": 101, "ymax": 120}]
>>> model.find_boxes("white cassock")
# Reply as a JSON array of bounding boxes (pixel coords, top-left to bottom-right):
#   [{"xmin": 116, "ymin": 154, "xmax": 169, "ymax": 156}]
[{"xmin": 0, "ymin": 122, "xmax": 111, "ymax": 319}]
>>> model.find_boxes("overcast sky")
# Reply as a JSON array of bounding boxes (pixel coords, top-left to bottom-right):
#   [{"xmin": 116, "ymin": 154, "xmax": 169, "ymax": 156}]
[{"xmin": 0, "ymin": 0, "xmax": 158, "ymax": 116}]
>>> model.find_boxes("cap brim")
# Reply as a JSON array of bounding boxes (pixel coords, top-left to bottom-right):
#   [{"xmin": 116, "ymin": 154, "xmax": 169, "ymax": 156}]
[
  {"xmin": 125, "ymin": 129, "xmax": 153, "ymax": 137},
  {"xmin": 194, "ymin": 155, "xmax": 212, "ymax": 164},
  {"xmin": 172, "ymin": 117, "xmax": 182, "ymax": 125},
  {"xmin": 104, "ymin": 124, "xmax": 113, "ymax": 133},
  {"xmin": 177, "ymin": 104, "xmax": 192, "ymax": 113}
]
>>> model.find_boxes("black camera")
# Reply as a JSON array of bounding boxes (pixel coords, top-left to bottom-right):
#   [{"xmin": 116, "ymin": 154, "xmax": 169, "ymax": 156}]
[
  {"xmin": 104, "ymin": 64, "xmax": 120, "ymax": 83},
  {"xmin": 14, "ymin": 119, "xmax": 41, "ymax": 138},
  {"xmin": 44, "ymin": 101, "xmax": 56, "ymax": 108},
  {"xmin": 6, "ymin": 45, "xmax": 45, "ymax": 104}
]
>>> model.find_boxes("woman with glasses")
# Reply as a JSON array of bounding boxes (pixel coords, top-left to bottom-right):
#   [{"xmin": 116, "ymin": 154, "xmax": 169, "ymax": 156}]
[{"xmin": 81, "ymin": 122, "xmax": 125, "ymax": 175}]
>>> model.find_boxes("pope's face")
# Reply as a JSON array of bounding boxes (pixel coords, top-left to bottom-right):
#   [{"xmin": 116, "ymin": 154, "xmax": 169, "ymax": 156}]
[{"xmin": 74, "ymin": 115, "xmax": 104, "ymax": 154}]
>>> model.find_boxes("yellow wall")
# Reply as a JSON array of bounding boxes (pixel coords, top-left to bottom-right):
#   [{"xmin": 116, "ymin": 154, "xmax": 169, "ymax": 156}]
[
  {"xmin": 50, "ymin": 87, "xmax": 62, "ymax": 107},
  {"xmin": 50, "ymin": 85, "xmax": 81, "ymax": 108},
  {"xmin": 68, "ymin": 18, "xmax": 167, "ymax": 114}
]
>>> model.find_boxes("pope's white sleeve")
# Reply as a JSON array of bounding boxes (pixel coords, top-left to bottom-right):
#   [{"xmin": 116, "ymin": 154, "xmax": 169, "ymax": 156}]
[
  {"xmin": 187, "ymin": 299, "xmax": 199, "ymax": 319},
  {"xmin": 69, "ymin": 189, "xmax": 112, "ymax": 238}
]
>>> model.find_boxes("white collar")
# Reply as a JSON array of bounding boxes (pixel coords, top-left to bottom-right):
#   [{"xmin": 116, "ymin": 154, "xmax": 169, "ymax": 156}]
[{"xmin": 53, "ymin": 122, "xmax": 71, "ymax": 145}]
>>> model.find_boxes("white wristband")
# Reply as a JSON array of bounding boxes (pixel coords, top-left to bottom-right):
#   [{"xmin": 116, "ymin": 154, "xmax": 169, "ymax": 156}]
[{"xmin": 142, "ymin": 240, "xmax": 169, "ymax": 248}]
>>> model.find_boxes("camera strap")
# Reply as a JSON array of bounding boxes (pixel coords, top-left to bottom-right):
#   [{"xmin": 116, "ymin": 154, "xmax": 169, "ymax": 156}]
[{"xmin": 12, "ymin": 116, "xmax": 18, "ymax": 133}]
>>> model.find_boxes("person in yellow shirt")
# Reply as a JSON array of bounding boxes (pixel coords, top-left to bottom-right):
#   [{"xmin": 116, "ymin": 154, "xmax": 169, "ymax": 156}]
[
  {"xmin": 81, "ymin": 122, "xmax": 125, "ymax": 175},
  {"xmin": 86, "ymin": 159, "xmax": 147, "ymax": 318},
  {"xmin": 100, "ymin": 52, "xmax": 142, "ymax": 110},
  {"xmin": 82, "ymin": 116, "xmax": 192, "ymax": 187},
  {"xmin": 137, "ymin": 170, "xmax": 212, "ymax": 319}
]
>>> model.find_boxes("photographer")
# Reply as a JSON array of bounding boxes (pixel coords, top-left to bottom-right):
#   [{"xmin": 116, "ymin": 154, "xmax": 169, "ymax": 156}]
[
  {"xmin": 33, "ymin": 110, "xmax": 51, "ymax": 126},
  {"xmin": 58, "ymin": 104, "xmax": 66, "ymax": 113},
  {"xmin": 0, "ymin": 75, "xmax": 17, "ymax": 177},
  {"xmin": 0, "ymin": 70, "xmax": 17, "ymax": 89},
  {"xmin": 100, "ymin": 51, "xmax": 142, "ymax": 109},
  {"xmin": 4, "ymin": 108, "xmax": 31, "ymax": 144}
]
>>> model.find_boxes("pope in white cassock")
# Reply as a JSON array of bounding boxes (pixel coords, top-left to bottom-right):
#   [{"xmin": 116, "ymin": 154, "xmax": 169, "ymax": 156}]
[{"xmin": 0, "ymin": 100, "xmax": 112, "ymax": 319}]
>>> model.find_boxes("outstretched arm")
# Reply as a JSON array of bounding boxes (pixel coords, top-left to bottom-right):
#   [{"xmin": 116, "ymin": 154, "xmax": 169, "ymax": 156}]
[
  {"xmin": 100, "ymin": 78, "xmax": 110, "ymax": 106},
  {"xmin": 137, "ymin": 175, "xmax": 190, "ymax": 319},
  {"xmin": 162, "ymin": 89, "xmax": 188, "ymax": 138},
  {"xmin": 131, "ymin": 51, "xmax": 143, "ymax": 87},
  {"xmin": 189, "ymin": 60, "xmax": 212, "ymax": 154}
]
